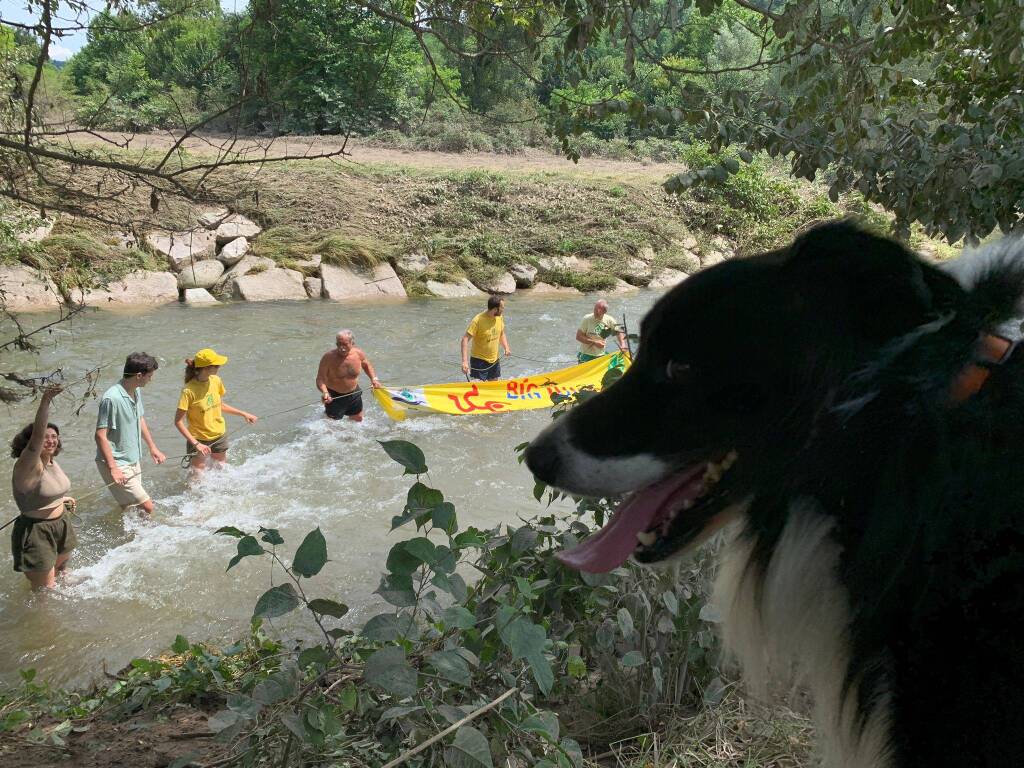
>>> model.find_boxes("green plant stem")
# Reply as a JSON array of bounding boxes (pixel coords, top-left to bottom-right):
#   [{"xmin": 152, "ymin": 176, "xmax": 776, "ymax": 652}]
[{"xmin": 379, "ymin": 687, "xmax": 518, "ymax": 768}]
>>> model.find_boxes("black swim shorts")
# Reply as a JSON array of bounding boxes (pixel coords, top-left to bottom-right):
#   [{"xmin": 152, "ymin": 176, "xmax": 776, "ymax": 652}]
[
  {"xmin": 325, "ymin": 388, "xmax": 363, "ymax": 419},
  {"xmin": 469, "ymin": 357, "xmax": 501, "ymax": 381}
]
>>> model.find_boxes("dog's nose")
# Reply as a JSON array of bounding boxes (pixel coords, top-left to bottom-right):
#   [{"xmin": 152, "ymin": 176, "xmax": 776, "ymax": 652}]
[{"xmin": 525, "ymin": 438, "xmax": 562, "ymax": 485}]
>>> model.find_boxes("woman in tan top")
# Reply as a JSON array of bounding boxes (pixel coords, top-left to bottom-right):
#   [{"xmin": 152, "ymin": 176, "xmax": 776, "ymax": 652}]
[{"xmin": 10, "ymin": 386, "xmax": 77, "ymax": 589}]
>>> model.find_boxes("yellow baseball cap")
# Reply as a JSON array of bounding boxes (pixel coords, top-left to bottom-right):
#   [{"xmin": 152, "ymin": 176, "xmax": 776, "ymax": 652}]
[{"xmin": 194, "ymin": 348, "xmax": 228, "ymax": 368}]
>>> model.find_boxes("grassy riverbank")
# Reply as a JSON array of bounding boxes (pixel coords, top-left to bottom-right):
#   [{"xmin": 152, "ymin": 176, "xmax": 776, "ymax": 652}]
[{"xmin": 0, "ymin": 140, "xmax": 956, "ymax": 298}]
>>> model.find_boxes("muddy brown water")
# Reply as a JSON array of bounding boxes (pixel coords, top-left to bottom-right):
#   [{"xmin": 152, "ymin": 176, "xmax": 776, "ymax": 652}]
[{"xmin": 0, "ymin": 292, "xmax": 659, "ymax": 688}]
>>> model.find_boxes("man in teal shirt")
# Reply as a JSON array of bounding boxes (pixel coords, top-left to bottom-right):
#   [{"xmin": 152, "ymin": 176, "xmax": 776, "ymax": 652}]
[{"xmin": 95, "ymin": 352, "xmax": 166, "ymax": 514}]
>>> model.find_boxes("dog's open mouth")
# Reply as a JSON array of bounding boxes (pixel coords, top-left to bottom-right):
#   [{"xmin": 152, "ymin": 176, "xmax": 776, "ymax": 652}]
[{"xmin": 556, "ymin": 451, "xmax": 739, "ymax": 573}]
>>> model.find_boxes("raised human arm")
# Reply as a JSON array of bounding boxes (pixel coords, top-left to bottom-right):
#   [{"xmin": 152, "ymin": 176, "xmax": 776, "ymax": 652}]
[{"xmin": 15, "ymin": 386, "xmax": 61, "ymax": 478}]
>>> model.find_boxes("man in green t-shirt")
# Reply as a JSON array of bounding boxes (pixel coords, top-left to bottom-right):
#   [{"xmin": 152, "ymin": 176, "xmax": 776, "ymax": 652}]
[
  {"xmin": 95, "ymin": 352, "xmax": 166, "ymax": 514},
  {"xmin": 461, "ymin": 295, "xmax": 511, "ymax": 380},
  {"xmin": 576, "ymin": 299, "xmax": 627, "ymax": 363}
]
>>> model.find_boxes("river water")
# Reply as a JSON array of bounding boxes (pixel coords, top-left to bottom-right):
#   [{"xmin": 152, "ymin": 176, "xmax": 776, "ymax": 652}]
[{"xmin": 0, "ymin": 291, "xmax": 659, "ymax": 687}]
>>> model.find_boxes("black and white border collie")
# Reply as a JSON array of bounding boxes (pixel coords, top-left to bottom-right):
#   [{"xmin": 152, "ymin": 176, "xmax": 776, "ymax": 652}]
[{"xmin": 526, "ymin": 222, "xmax": 1024, "ymax": 767}]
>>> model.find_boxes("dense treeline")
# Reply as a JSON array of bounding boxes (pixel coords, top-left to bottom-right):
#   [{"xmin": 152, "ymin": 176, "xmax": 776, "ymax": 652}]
[
  {"xmin": 21, "ymin": 0, "xmax": 761, "ymax": 143},
  {"xmin": 5, "ymin": 0, "xmax": 1023, "ymax": 241}
]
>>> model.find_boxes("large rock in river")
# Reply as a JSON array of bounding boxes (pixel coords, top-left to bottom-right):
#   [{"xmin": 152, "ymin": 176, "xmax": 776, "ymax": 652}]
[
  {"xmin": 0, "ymin": 265, "xmax": 62, "ymax": 312},
  {"xmin": 183, "ymin": 288, "xmax": 220, "ymax": 305},
  {"xmin": 424, "ymin": 278, "xmax": 484, "ymax": 298},
  {"xmin": 473, "ymin": 272, "xmax": 516, "ymax": 295},
  {"xmin": 232, "ymin": 268, "xmax": 307, "ymax": 302},
  {"xmin": 177, "ymin": 260, "xmax": 225, "ymax": 290},
  {"xmin": 146, "ymin": 229, "xmax": 217, "ymax": 272},
  {"xmin": 321, "ymin": 263, "xmax": 406, "ymax": 300},
  {"xmin": 213, "ymin": 255, "xmax": 275, "ymax": 295},
  {"xmin": 76, "ymin": 271, "xmax": 178, "ymax": 309},
  {"xmin": 510, "ymin": 263, "xmax": 537, "ymax": 288},
  {"xmin": 215, "ymin": 215, "xmax": 262, "ymax": 246},
  {"xmin": 218, "ymin": 237, "xmax": 249, "ymax": 267}
]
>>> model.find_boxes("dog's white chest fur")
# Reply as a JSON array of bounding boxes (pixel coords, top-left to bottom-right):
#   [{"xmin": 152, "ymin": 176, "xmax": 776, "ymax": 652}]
[{"xmin": 714, "ymin": 501, "xmax": 894, "ymax": 768}]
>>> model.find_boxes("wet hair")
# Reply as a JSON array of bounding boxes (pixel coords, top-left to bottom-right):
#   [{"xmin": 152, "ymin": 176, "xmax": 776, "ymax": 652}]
[
  {"xmin": 124, "ymin": 352, "xmax": 159, "ymax": 377},
  {"xmin": 487, "ymin": 295, "xmax": 504, "ymax": 311},
  {"xmin": 10, "ymin": 422, "xmax": 61, "ymax": 458}
]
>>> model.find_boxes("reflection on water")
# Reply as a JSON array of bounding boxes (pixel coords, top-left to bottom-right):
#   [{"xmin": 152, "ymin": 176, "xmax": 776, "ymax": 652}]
[{"xmin": 0, "ymin": 292, "xmax": 658, "ymax": 687}]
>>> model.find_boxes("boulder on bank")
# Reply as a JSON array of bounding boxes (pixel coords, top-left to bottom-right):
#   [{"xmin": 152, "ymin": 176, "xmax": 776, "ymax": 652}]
[
  {"xmin": 303, "ymin": 277, "xmax": 323, "ymax": 298},
  {"xmin": 197, "ymin": 208, "xmax": 229, "ymax": 228},
  {"xmin": 218, "ymin": 237, "xmax": 249, "ymax": 267},
  {"xmin": 473, "ymin": 272, "xmax": 516, "ymax": 294},
  {"xmin": 212, "ymin": 255, "xmax": 275, "ymax": 294},
  {"xmin": 510, "ymin": 263, "xmax": 537, "ymax": 288},
  {"xmin": 16, "ymin": 219, "xmax": 55, "ymax": 244},
  {"xmin": 649, "ymin": 268, "xmax": 688, "ymax": 290},
  {"xmin": 232, "ymin": 268, "xmax": 307, "ymax": 302},
  {"xmin": 321, "ymin": 263, "xmax": 407, "ymax": 300},
  {"xmin": 77, "ymin": 271, "xmax": 178, "ymax": 309},
  {"xmin": 0, "ymin": 265, "xmax": 62, "ymax": 312},
  {"xmin": 624, "ymin": 257, "xmax": 652, "ymax": 283},
  {"xmin": 147, "ymin": 229, "xmax": 218, "ymax": 271},
  {"xmin": 215, "ymin": 214, "xmax": 262, "ymax": 246},
  {"xmin": 424, "ymin": 278, "xmax": 485, "ymax": 298},
  {"xmin": 183, "ymin": 288, "xmax": 220, "ymax": 305},
  {"xmin": 397, "ymin": 252, "xmax": 430, "ymax": 273},
  {"xmin": 293, "ymin": 254, "xmax": 322, "ymax": 274},
  {"xmin": 521, "ymin": 281, "xmax": 580, "ymax": 296},
  {"xmin": 607, "ymin": 278, "xmax": 639, "ymax": 295},
  {"xmin": 537, "ymin": 254, "xmax": 592, "ymax": 273},
  {"xmin": 177, "ymin": 260, "xmax": 225, "ymax": 290}
]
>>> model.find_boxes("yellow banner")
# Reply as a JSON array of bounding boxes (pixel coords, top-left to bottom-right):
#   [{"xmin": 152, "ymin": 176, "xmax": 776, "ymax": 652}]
[{"xmin": 373, "ymin": 352, "xmax": 631, "ymax": 421}]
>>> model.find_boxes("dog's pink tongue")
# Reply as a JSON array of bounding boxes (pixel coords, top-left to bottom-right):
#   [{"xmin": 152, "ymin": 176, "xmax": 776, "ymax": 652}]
[{"xmin": 556, "ymin": 465, "xmax": 706, "ymax": 573}]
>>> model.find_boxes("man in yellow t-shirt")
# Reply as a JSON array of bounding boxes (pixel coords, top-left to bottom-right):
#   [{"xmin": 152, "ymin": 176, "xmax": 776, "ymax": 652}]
[
  {"xmin": 576, "ymin": 299, "xmax": 627, "ymax": 363},
  {"xmin": 461, "ymin": 295, "xmax": 511, "ymax": 381}
]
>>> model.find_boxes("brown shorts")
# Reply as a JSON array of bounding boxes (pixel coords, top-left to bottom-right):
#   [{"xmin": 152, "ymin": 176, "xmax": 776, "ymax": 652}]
[
  {"xmin": 187, "ymin": 434, "xmax": 229, "ymax": 455},
  {"xmin": 96, "ymin": 461, "xmax": 150, "ymax": 508},
  {"xmin": 11, "ymin": 513, "xmax": 77, "ymax": 573}
]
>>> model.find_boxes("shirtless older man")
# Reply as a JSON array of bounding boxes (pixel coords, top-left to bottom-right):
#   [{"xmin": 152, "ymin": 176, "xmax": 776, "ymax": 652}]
[{"xmin": 315, "ymin": 330, "xmax": 382, "ymax": 422}]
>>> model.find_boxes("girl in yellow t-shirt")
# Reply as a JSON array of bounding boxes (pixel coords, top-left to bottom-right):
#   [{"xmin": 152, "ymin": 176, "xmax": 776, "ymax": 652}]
[{"xmin": 174, "ymin": 348, "xmax": 257, "ymax": 480}]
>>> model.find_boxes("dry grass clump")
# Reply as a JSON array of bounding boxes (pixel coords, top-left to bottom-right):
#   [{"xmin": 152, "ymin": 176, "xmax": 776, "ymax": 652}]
[{"xmin": 582, "ymin": 690, "xmax": 815, "ymax": 768}]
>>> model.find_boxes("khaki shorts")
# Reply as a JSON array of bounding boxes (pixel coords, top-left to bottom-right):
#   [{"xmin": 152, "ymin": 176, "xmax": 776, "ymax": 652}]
[
  {"xmin": 11, "ymin": 513, "xmax": 77, "ymax": 573},
  {"xmin": 96, "ymin": 461, "xmax": 150, "ymax": 508}
]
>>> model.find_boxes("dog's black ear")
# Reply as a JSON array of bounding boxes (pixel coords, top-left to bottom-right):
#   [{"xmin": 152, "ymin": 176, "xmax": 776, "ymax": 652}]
[
  {"xmin": 782, "ymin": 222, "xmax": 966, "ymax": 341},
  {"xmin": 941, "ymin": 238, "xmax": 1024, "ymax": 335}
]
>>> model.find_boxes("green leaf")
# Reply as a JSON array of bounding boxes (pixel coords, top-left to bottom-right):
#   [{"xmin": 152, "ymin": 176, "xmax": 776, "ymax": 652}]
[
  {"xmin": 442, "ymin": 606, "xmax": 476, "ymax": 630},
  {"xmin": 447, "ymin": 725, "xmax": 494, "ymax": 768},
  {"xmin": 338, "ymin": 684, "xmax": 358, "ymax": 711},
  {"xmin": 431, "ymin": 501, "xmax": 457, "ymax": 533},
  {"xmin": 379, "ymin": 440, "xmax": 427, "ymax": 474},
  {"xmin": 259, "ymin": 527, "xmax": 284, "ymax": 546},
  {"xmin": 521, "ymin": 711, "xmax": 559, "ymax": 742},
  {"xmin": 504, "ymin": 617, "xmax": 547, "ymax": 661},
  {"xmin": 567, "ymin": 655, "xmax": 586, "ymax": 679},
  {"xmin": 207, "ymin": 709, "xmax": 245, "ymax": 733},
  {"xmin": 617, "ymin": 607, "xmax": 634, "ymax": 637},
  {"xmin": 292, "ymin": 528, "xmax": 328, "ymax": 578},
  {"xmin": 215, "ymin": 526, "xmax": 246, "ymax": 538},
  {"xmin": 364, "ymin": 646, "xmax": 418, "ymax": 698},
  {"xmin": 252, "ymin": 584, "xmax": 300, "ymax": 619},
  {"xmin": 662, "ymin": 591, "xmax": 679, "ymax": 616},
  {"xmin": 170, "ymin": 635, "xmax": 189, "ymax": 655},
  {"xmin": 428, "ymin": 650, "xmax": 471, "ymax": 685},
  {"xmin": 298, "ymin": 646, "xmax": 330, "ymax": 669},
  {"xmin": 386, "ymin": 541, "xmax": 421, "ymax": 577},
  {"xmin": 227, "ymin": 536, "xmax": 264, "ymax": 572},
  {"xmin": 375, "ymin": 574, "xmax": 417, "ymax": 607},
  {"xmin": 620, "ymin": 651, "xmax": 644, "ymax": 668},
  {"xmin": 404, "ymin": 537, "xmax": 438, "ymax": 565},
  {"xmin": 528, "ymin": 653, "xmax": 554, "ymax": 695},
  {"xmin": 361, "ymin": 612, "xmax": 418, "ymax": 642},
  {"xmin": 407, "ymin": 482, "xmax": 443, "ymax": 512},
  {"xmin": 226, "ymin": 694, "xmax": 262, "ymax": 719},
  {"xmin": 307, "ymin": 599, "xmax": 348, "ymax": 618}
]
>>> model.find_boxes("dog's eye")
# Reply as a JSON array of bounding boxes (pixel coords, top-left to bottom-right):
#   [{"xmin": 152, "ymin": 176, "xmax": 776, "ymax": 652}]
[{"xmin": 665, "ymin": 361, "xmax": 691, "ymax": 381}]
